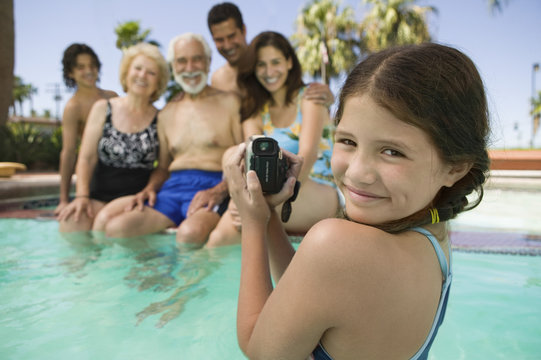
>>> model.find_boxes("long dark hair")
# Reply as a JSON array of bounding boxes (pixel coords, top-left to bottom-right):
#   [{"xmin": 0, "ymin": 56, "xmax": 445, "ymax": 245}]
[
  {"xmin": 237, "ymin": 31, "xmax": 304, "ymax": 121},
  {"xmin": 335, "ymin": 43, "xmax": 491, "ymax": 233}
]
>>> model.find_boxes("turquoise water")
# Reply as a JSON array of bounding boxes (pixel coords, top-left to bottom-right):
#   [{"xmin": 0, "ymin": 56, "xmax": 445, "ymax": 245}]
[{"xmin": 1, "ymin": 219, "xmax": 540, "ymax": 359}]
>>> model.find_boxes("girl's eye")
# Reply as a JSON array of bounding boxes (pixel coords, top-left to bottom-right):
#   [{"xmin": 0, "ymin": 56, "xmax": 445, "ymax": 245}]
[
  {"xmin": 382, "ymin": 148, "xmax": 404, "ymax": 157},
  {"xmin": 337, "ymin": 138, "xmax": 356, "ymax": 146}
]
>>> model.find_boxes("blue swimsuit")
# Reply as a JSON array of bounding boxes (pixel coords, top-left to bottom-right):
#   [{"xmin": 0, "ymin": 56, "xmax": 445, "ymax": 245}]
[
  {"xmin": 311, "ymin": 227, "xmax": 452, "ymax": 360},
  {"xmin": 260, "ymin": 87, "xmax": 335, "ymax": 187}
]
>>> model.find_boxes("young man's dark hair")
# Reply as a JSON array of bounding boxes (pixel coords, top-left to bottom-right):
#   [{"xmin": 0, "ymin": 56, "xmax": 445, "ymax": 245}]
[
  {"xmin": 207, "ymin": 2, "xmax": 244, "ymax": 31},
  {"xmin": 62, "ymin": 43, "xmax": 102, "ymax": 89}
]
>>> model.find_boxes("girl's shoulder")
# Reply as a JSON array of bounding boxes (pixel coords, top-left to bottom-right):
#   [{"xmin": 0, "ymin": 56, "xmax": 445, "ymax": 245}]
[{"xmin": 299, "ymin": 218, "xmax": 394, "ymax": 263}]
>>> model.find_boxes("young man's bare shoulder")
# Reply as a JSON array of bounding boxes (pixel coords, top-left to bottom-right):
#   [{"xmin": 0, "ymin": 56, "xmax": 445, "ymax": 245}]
[
  {"xmin": 211, "ymin": 65, "xmax": 229, "ymax": 80},
  {"xmin": 207, "ymin": 86, "xmax": 241, "ymax": 108}
]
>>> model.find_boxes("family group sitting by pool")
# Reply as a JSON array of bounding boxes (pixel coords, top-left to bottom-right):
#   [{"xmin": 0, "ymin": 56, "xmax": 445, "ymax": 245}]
[{"xmin": 55, "ymin": 2, "xmax": 490, "ymax": 359}]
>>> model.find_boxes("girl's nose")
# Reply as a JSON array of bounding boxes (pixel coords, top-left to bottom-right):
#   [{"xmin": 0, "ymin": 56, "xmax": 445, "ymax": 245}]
[{"xmin": 346, "ymin": 151, "xmax": 377, "ymax": 185}]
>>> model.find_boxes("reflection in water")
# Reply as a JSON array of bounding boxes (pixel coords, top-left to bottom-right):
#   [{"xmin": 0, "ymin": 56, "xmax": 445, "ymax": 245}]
[
  {"xmin": 58, "ymin": 231, "xmax": 234, "ymax": 328},
  {"xmin": 132, "ymin": 245, "xmax": 226, "ymax": 328},
  {"xmin": 58, "ymin": 231, "xmax": 103, "ymax": 276}
]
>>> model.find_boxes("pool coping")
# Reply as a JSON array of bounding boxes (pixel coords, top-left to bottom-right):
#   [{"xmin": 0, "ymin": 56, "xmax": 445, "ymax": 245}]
[{"xmin": 1, "ymin": 171, "xmax": 541, "ymax": 256}]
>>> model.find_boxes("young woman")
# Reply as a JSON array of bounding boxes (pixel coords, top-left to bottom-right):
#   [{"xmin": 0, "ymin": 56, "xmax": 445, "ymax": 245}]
[
  {"xmin": 207, "ymin": 31, "xmax": 339, "ymax": 247},
  {"xmin": 54, "ymin": 43, "xmax": 118, "ymax": 215},
  {"xmin": 58, "ymin": 43, "xmax": 169, "ymax": 232},
  {"xmin": 225, "ymin": 43, "xmax": 490, "ymax": 359}
]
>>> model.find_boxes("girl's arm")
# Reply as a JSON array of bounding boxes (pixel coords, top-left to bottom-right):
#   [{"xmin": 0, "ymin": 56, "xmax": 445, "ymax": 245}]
[
  {"xmin": 56, "ymin": 100, "xmax": 80, "ymax": 212},
  {"xmin": 226, "ymin": 145, "xmax": 329, "ymax": 358},
  {"xmin": 266, "ymin": 208, "xmax": 295, "ymax": 282}
]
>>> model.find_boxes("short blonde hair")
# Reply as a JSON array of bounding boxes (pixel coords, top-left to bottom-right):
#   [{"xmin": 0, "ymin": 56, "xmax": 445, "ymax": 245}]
[{"xmin": 119, "ymin": 42, "xmax": 170, "ymax": 103}]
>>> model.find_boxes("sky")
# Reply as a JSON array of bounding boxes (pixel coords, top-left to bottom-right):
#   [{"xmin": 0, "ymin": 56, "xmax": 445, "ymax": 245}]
[{"xmin": 13, "ymin": 0, "xmax": 541, "ymax": 149}]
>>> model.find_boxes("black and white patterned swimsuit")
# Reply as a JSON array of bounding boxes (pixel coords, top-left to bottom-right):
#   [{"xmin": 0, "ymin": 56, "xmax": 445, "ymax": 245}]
[{"xmin": 89, "ymin": 101, "xmax": 159, "ymax": 202}]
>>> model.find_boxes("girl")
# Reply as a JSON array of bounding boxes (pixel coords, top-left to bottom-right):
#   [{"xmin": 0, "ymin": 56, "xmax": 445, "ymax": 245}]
[{"xmin": 225, "ymin": 43, "xmax": 490, "ymax": 359}]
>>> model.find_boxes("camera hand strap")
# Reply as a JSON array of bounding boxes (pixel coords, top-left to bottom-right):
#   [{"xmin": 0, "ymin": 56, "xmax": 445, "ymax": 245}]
[{"xmin": 281, "ymin": 181, "xmax": 301, "ymax": 223}]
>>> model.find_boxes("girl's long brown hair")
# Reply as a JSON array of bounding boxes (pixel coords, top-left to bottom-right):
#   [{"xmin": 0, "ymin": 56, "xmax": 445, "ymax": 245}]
[{"xmin": 335, "ymin": 43, "xmax": 490, "ymax": 233}]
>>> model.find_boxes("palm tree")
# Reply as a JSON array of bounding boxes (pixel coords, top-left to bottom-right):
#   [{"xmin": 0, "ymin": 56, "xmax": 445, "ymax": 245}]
[
  {"xmin": 531, "ymin": 90, "xmax": 541, "ymax": 142},
  {"xmin": 487, "ymin": 0, "xmax": 509, "ymax": 14},
  {"xmin": 291, "ymin": 0, "xmax": 360, "ymax": 84},
  {"xmin": 11, "ymin": 76, "xmax": 37, "ymax": 117},
  {"xmin": 114, "ymin": 20, "xmax": 159, "ymax": 50},
  {"xmin": 359, "ymin": 0, "xmax": 436, "ymax": 54},
  {"xmin": 0, "ymin": 0, "xmax": 14, "ymax": 127}
]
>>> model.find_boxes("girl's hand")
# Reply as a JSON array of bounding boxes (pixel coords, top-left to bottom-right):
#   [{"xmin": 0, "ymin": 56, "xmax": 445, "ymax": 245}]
[
  {"xmin": 224, "ymin": 143, "xmax": 271, "ymax": 226},
  {"xmin": 265, "ymin": 148, "xmax": 303, "ymax": 209}
]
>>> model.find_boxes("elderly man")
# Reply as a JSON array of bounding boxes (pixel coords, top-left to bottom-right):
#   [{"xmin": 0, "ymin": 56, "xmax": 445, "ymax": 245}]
[
  {"xmin": 207, "ymin": 2, "xmax": 334, "ymax": 105},
  {"xmin": 95, "ymin": 33, "xmax": 242, "ymax": 246}
]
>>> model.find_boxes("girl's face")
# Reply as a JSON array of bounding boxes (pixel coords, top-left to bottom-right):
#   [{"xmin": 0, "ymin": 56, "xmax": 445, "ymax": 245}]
[
  {"xmin": 70, "ymin": 54, "xmax": 99, "ymax": 89},
  {"xmin": 255, "ymin": 46, "xmax": 292, "ymax": 94},
  {"xmin": 126, "ymin": 54, "xmax": 159, "ymax": 98},
  {"xmin": 332, "ymin": 94, "xmax": 463, "ymax": 226}
]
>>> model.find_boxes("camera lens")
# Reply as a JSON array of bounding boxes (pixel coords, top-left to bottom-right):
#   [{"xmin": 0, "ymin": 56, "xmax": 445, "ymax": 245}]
[{"xmin": 258, "ymin": 141, "xmax": 270, "ymax": 152}]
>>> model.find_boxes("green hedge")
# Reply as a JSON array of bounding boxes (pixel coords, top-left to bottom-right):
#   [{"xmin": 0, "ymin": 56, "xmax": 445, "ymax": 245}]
[{"xmin": 0, "ymin": 123, "xmax": 62, "ymax": 170}]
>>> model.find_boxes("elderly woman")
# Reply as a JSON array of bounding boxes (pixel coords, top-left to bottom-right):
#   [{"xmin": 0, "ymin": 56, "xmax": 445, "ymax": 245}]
[{"xmin": 58, "ymin": 42, "xmax": 169, "ymax": 232}]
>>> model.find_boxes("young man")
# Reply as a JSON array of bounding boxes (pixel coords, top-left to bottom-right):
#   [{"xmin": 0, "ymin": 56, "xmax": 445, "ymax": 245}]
[
  {"xmin": 54, "ymin": 44, "xmax": 117, "ymax": 215},
  {"xmin": 207, "ymin": 2, "xmax": 334, "ymax": 105},
  {"xmin": 96, "ymin": 33, "xmax": 243, "ymax": 246}
]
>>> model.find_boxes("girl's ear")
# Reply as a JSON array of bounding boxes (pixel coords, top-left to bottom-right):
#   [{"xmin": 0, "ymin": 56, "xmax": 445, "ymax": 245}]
[{"xmin": 444, "ymin": 162, "xmax": 473, "ymax": 187}]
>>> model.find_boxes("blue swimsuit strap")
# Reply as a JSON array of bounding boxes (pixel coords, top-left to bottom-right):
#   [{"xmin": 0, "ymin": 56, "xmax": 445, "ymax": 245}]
[
  {"xmin": 408, "ymin": 227, "xmax": 452, "ymax": 360},
  {"xmin": 410, "ymin": 227, "xmax": 450, "ymax": 280}
]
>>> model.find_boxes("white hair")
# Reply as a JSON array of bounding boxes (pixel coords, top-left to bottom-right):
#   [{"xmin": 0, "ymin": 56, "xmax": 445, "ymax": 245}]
[{"xmin": 167, "ymin": 33, "xmax": 212, "ymax": 64}]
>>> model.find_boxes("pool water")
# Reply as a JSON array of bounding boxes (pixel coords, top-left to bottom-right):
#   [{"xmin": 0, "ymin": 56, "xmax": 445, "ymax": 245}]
[{"xmin": 1, "ymin": 219, "xmax": 540, "ymax": 359}]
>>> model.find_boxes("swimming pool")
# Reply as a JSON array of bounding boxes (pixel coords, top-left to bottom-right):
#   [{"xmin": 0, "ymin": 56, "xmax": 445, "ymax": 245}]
[
  {"xmin": 1, "ymin": 188, "xmax": 541, "ymax": 359},
  {"xmin": 1, "ymin": 218, "xmax": 540, "ymax": 359}
]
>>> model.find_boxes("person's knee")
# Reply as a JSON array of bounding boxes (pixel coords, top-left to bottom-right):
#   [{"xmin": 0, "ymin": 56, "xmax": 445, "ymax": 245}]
[
  {"xmin": 92, "ymin": 207, "xmax": 114, "ymax": 232},
  {"xmin": 59, "ymin": 215, "xmax": 92, "ymax": 233},
  {"xmin": 176, "ymin": 220, "xmax": 209, "ymax": 245},
  {"xmin": 206, "ymin": 225, "xmax": 240, "ymax": 248},
  {"xmin": 104, "ymin": 216, "xmax": 131, "ymax": 238},
  {"xmin": 206, "ymin": 229, "xmax": 226, "ymax": 248}
]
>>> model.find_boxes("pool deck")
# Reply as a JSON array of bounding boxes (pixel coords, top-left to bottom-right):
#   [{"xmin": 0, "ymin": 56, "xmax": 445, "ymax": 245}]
[{"xmin": 1, "ymin": 169, "xmax": 541, "ymax": 255}]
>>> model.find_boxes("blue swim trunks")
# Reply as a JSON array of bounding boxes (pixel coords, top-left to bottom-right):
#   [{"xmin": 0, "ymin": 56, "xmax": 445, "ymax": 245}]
[{"xmin": 152, "ymin": 169, "xmax": 228, "ymax": 226}]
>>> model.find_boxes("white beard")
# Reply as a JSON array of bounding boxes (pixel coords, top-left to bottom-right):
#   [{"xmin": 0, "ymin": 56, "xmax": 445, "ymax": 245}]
[{"xmin": 174, "ymin": 71, "xmax": 208, "ymax": 95}]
